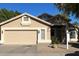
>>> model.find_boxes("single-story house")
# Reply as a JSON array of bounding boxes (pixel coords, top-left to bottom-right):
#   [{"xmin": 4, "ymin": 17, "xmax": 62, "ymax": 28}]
[
  {"xmin": 0, "ymin": 13, "xmax": 53, "ymax": 45},
  {"xmin": 38, "ymin": 13, "xmax": 79, "ymax": 43},
  {"xmin": 0, "ymin": 12, "xmax": 79, "ymax": 45}
]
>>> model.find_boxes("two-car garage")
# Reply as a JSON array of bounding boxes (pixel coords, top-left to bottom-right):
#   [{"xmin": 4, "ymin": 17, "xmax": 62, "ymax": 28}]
[{"xmin": 3, "ymin": 29, "xmax": 38, "ymax": 45}]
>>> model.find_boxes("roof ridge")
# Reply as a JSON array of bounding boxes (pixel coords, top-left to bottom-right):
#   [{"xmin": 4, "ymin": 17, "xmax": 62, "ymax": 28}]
[{"xmin": 0, "ymin": 12, "xmax": 53, "ymax": 26}]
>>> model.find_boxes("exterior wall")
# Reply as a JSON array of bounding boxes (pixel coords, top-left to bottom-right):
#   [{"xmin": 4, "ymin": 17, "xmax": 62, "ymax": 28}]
[
  {"xmin": 1, "ymin": 17, "xmax": 50, "ymax": 28},
  {"xmin": 0, "ymin": 26, "xmax": 1, "ymax": 41},
  {"xmin": 1, "ymin": 16, "xmax": 51, "ymax": 44}
]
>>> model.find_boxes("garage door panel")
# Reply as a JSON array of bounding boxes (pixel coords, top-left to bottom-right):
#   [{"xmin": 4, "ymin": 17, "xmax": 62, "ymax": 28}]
[{"xmin": 4, "ymin": 30, "xmax": 37, "ymax": 45}]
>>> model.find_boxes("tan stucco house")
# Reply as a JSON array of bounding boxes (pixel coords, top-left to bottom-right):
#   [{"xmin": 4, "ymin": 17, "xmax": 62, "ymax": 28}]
[{"xmin": 0, "ymin": 13, "xmax": 53, "ymax": 45}]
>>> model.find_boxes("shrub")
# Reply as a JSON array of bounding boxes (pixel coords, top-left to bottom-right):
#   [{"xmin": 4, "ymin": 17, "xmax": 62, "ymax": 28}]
[{"xmin": 51, "ymin": 36, "xmax": 60, "ymax": 44}]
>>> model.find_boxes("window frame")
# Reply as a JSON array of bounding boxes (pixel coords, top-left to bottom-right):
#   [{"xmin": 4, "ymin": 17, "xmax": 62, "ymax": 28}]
[
  {"xmin": 22, "ymin": 16, "xmax": 30, "ymax": 22},
  {"xmin": 23, "ymin": 16, "xmax": 29, "ymax": 21},
  {"xmin": 41, "ymin": 29, "xmax": 45, "ymax": 40},
  {"xmin": 21, "ymin": 16, "xmax": 31, "ymax": 25}
]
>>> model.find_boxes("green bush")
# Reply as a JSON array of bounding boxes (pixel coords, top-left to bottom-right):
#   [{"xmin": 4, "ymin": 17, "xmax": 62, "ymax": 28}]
[{"xmin": 51, "ymin": 36, "xmax": 60, "ymax": 44}]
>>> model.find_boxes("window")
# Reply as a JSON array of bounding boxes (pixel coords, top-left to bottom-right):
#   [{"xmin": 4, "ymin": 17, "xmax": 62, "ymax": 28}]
[
  {"xmin": 24, "ymin": 17, "xmax": 29, "ymax": 21},
  {"xmin": 41, "ymin": 29, "xmax": 45, "ymax": 39},
  {"xmin": 70, "ymin": 31, "xmax": 75, "ymax": 39},
  {"xmin": 21, "ymin": 16, "xmax": 31, "ymax": 25}
]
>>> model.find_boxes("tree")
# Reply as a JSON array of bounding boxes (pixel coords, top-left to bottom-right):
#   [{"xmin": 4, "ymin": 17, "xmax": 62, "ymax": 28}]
[
  {"xmin": 0, "ymin": 8, "xmax": 21, "ymax": 22},
  {"xmin": 55, "ymin": 3, "xmax": 79, "ymax": 18},
  {"xmin": 73, "ymin": 21, "xmax": 79, "ymax": 26}
]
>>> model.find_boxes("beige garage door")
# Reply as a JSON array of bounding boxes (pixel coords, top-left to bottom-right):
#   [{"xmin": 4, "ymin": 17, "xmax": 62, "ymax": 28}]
[{"xmin": 4, "ymin": 30, "xmax": 37, "ymax": 45}]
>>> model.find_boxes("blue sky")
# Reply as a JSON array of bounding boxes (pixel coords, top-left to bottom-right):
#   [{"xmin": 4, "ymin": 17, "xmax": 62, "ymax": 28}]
[{"xmin": 0, "ymin": 3, "xmax": 78, "ymax": 23}]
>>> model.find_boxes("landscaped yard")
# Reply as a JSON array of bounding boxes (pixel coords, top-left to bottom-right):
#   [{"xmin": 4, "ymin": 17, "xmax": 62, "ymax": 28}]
[{"xmin": 0, "ymin": 43, "xmax": 79, "ymax": 56}]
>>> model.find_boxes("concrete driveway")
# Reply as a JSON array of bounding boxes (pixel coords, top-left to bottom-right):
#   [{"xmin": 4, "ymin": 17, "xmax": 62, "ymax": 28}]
[
  {"xmin": 0, "ymin": 44, "xmax": 37, "ymax": 56},
  {"xmin": 0, "ymin": 43, "xmax": 79, "ymax": 56}
]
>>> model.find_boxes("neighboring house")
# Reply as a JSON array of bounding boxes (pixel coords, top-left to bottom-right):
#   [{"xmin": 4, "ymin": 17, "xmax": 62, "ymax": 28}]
[
  {"xmin": 38, "ymin": 13, "xmax": 79, "ymax": 43},
  {"xmin": 68, "ymin": 23, "xmax": 79, "ymax": 42},
  {"xmin": 0, "ymin": 13, "xmax": 53, "ymax": 45}
]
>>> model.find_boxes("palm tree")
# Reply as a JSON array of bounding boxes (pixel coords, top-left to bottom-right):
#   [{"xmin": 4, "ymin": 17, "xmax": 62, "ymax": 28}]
[
  {"xmin": 0, "ymin": 8, "xmax": 21, "ymax": 22},
  {"xmin": 55, "ymin": 3, "xmax": 79, "ymax": 18},
  {"xmin": 73, "ymin": 21, "xmax": 79, "ymax": 26}
]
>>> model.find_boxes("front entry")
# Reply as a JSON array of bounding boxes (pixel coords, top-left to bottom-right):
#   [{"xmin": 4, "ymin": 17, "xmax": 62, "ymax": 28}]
[{"xmin": 52, "ymin": 25, "xmax": 66, "ymax": 43}]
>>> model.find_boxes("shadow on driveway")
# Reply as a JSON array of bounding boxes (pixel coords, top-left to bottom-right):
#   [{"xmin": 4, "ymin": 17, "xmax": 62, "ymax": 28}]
[
  {"xmin": 70, "ymin": 42, "xmax": 79, "ymax": 48},
  {"xmin": 65, "ymin": 51, "xmax": 79, "ymax": 56}
]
